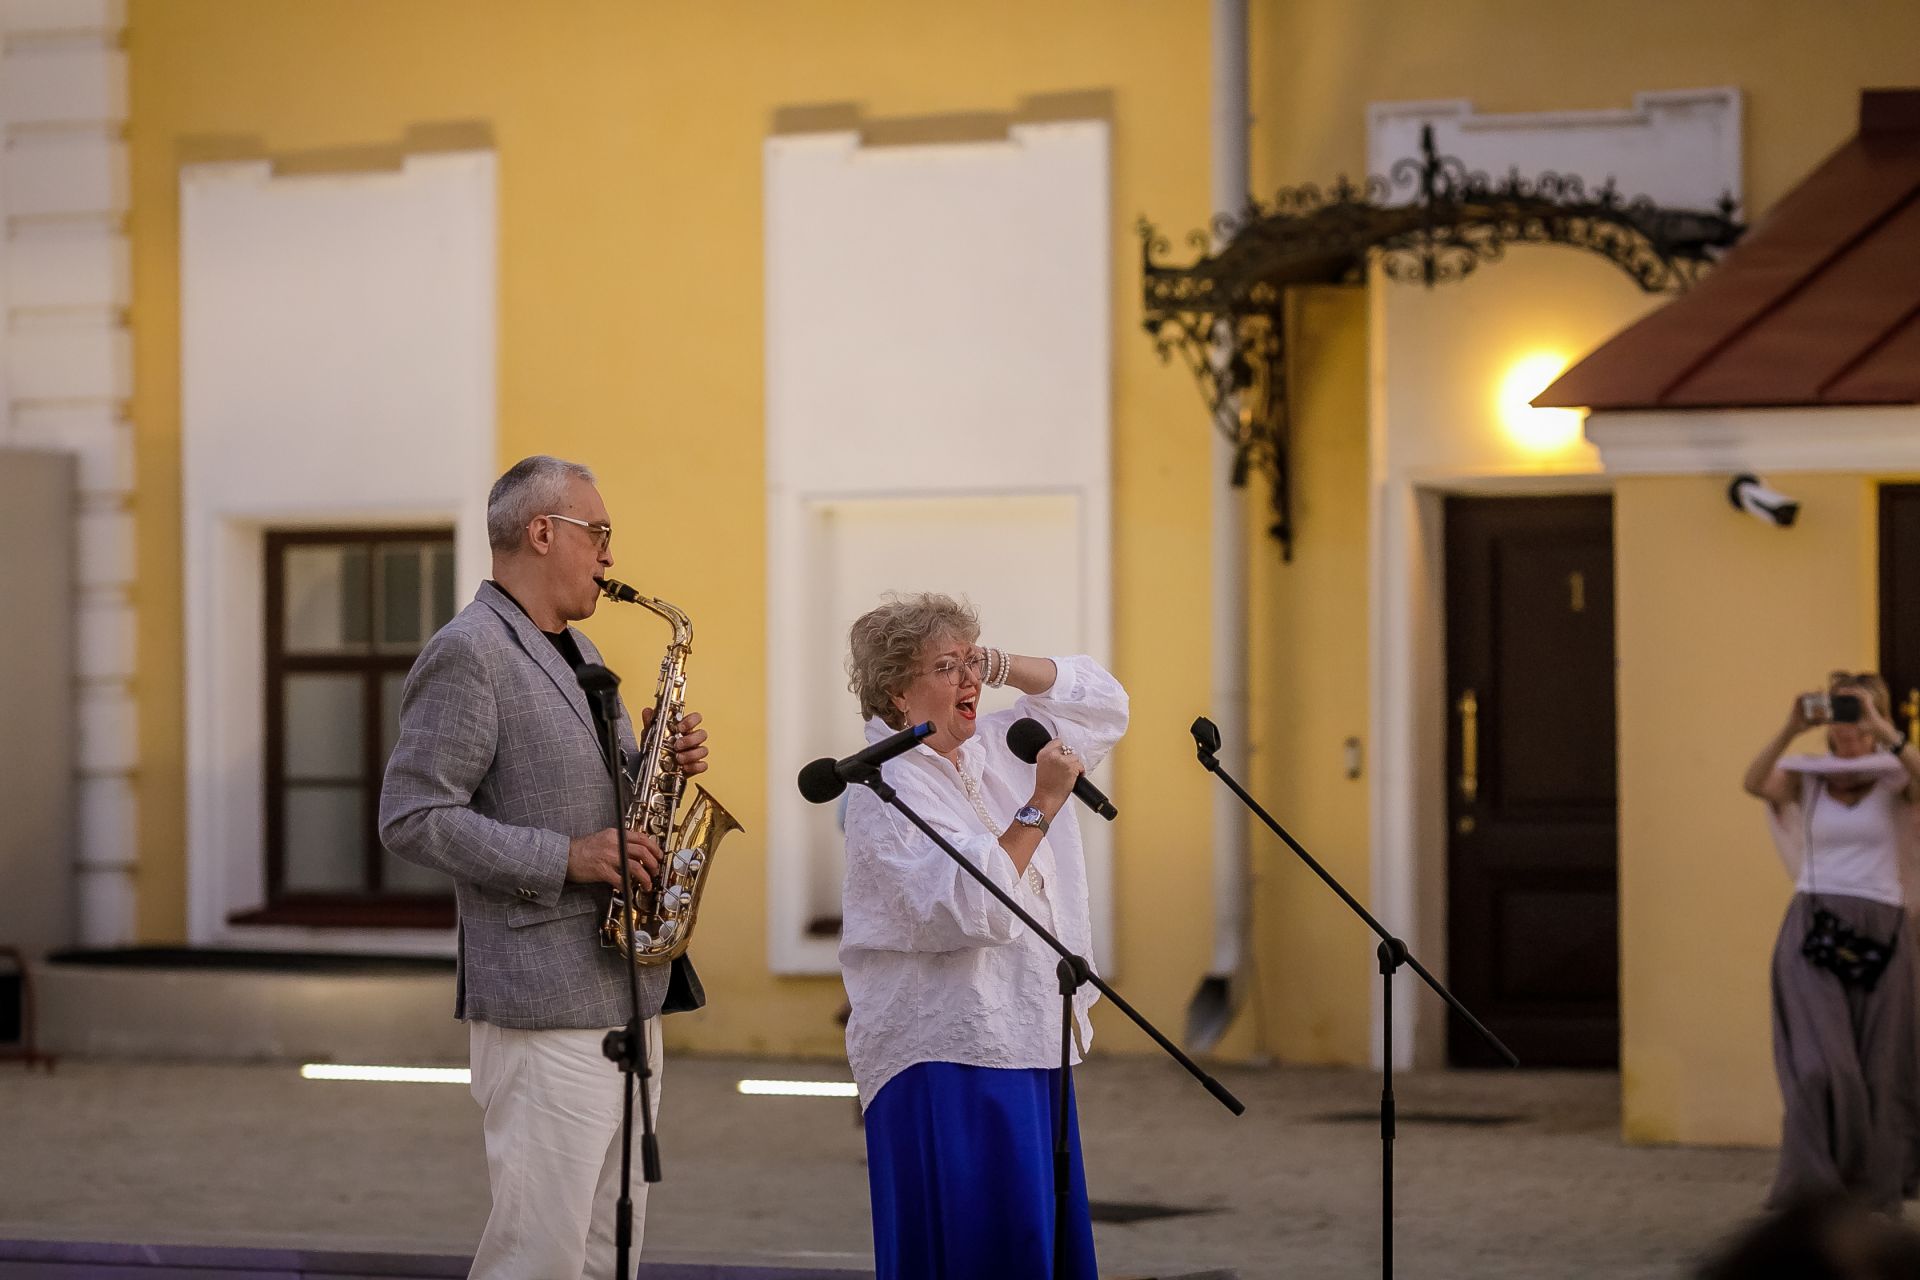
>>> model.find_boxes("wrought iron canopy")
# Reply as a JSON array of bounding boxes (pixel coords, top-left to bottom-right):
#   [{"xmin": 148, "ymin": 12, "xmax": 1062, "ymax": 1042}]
[{"xmin": 1140, "ymin": 126, "xmax": 1745, "ymax": 558}]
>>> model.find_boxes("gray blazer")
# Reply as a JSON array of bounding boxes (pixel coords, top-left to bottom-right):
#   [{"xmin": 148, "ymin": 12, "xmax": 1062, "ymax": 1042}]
[{"xmin": 379, "ymin": 581, "xmax": 671, "ymax": 1029}]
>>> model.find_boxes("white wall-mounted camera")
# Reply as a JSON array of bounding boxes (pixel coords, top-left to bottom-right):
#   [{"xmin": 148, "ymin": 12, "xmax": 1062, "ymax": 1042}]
[{"xmin": 1728, "ymin": 473, "xmax": 1800, "ymax": 528}]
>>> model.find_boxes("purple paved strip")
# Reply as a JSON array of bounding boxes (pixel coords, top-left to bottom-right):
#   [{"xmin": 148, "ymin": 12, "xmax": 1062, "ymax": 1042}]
[{"xmin": 0, "ymin": 1239, "xmax": 871, "ymax": 1279}]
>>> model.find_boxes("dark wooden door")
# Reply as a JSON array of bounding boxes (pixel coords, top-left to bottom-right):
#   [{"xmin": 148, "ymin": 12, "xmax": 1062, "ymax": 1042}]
[
  {"xmin": 1880, "ymin": 486, "xmax": 1920, "ymax": 744},
  {"xmin": 1445, "ymin": 496, "xmax": 1618, "ymax": 1068}
]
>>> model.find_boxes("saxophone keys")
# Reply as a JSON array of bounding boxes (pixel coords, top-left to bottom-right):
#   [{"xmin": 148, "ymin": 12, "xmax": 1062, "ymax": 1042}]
[{"xmin": 670, "ymin": 848, "xmax": 703, "ymax": 876}]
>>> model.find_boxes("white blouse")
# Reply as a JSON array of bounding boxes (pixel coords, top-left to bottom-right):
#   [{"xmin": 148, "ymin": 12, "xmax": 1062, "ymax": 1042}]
[
  {"xmin": 839, "ymin": 655, "xmax": 1130, "ymax": 1110},
  {"xmin": 1798, "ymin": 775, "xmax": 1906, "ymax": 908}
]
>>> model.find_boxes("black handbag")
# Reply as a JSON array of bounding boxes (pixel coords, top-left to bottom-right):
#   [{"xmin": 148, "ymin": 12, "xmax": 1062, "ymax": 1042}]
[
  {"xmin": 1800, "ymin": 784, "xmax": 1899, "ymax": 992},
  {"xmin": 1801, "ymin": 905, "xmax": 1897, "ymax": 992}
]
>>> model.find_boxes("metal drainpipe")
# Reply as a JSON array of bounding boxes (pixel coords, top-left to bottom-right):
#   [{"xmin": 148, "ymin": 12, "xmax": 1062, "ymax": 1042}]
[{"xmin": 1186, "ymin": 0, "xmax": 1254, "ymax": 1053}]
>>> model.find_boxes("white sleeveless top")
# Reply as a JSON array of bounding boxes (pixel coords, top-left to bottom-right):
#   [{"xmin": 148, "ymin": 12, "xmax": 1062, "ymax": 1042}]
[{"xmin": 1797, "ymin": 776, "xmax": 1905, "ymax": 908}]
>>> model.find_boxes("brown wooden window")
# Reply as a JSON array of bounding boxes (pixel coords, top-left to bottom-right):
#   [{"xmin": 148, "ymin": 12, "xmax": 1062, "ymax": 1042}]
[{"xmin": 239, "ymin": 529, "xmax": 460, "ymax": 929}]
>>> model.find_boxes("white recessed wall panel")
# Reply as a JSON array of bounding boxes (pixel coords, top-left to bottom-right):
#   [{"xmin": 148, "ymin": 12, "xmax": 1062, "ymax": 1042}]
[
  {"xmin": 182, "ymin": 149, "xmax": 496, "ymax": 950},
  {"xmin": 795, "ymin": 493, "xmax": 1107, "ymax": 930},
  {"xmin": 765, "ymin": 119, "xmax": 1112, "ymax": 974}
]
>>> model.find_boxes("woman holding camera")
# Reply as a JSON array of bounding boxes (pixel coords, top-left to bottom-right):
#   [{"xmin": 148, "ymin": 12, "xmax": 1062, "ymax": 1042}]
[{"xmin": 1743, "ymin": 672, "xmax": 1920, "ymax": 1211}]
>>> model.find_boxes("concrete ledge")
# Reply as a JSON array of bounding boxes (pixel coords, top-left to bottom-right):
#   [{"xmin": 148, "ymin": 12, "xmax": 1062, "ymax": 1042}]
[{"xmin": 32, "ymin": 961, "xmax": 465, "ymax": 1062}]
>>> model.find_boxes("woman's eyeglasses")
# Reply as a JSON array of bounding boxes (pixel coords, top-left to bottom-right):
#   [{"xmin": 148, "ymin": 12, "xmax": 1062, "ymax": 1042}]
[{"xmin": 924, "ymin": 653, "xmax": 988, "ymax": 686}]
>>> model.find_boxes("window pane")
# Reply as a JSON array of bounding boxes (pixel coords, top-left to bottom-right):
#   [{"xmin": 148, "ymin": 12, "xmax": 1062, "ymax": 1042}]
[
  {"xmin": 284, "ymin": 673, "xmax": 364, "ymax": 780},
  {"xmin": 382, "ymin": 847, "xmax": 450, "ymax": 894},
  {"xmin": 380, "ymin": 671, "xmax": 407, "ymax": 762},
  {"xmin": 430, "ymin": 544, "xmax": 457, "ymax": 631},
  {"xmin": 378, "ymin": 545, "xmax": 424, "ymax": 648},
  {"xmin": 283, "ymin": 786, "xmax": 366, "ymax": 892},
  {"xmin": 284, "ymin": 545, "xmax": 371, "ymax": 652},
  {"xmin": 377, "ymin": 670, "xmax": 448, "ymax": 894}
]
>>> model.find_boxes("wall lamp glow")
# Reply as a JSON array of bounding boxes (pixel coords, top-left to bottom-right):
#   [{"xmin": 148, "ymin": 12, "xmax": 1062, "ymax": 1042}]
[
  {"xmin": 736, "ymin": 1079, "xmax": 860, "ymax": 1098},
  {"xmin": 301, "ymin": 1064, "xmax": 471, "ymax": 1084},
  {"xmin": 1502, "ymin": 352, "xmax": 1585, "ymax": 455}
]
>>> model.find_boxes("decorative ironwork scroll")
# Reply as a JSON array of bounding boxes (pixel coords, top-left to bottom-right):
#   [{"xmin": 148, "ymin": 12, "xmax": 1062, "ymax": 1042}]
[{"xmin": 1140, "ymin": 126, "xmax": 1744, "ymax": 557}]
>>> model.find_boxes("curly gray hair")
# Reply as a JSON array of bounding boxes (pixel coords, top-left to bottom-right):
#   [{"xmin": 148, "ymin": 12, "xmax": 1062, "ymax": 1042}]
[
  {"xmin": 486, "ymin": 455, "xmax": 596, "ymax": 552},
  {"xmin": 847, "ymin": 592, "xmax": 981, "ymax": 727}
]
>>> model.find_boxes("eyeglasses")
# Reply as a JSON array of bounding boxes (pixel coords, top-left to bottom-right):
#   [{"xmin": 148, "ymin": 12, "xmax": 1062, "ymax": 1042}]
[
  {"xmin": 923, "ymin": 653, "xmax": 988, "ymax": 687},
  {"xmin": 542, "ymin": 514, "xmax": 612, "ymax": 554}
]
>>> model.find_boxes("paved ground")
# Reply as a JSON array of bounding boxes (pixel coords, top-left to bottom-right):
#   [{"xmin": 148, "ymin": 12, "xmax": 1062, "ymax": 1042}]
[{"xmin": 0, "ymin": 1055, "xmax": 1780, "ymax": 1279}]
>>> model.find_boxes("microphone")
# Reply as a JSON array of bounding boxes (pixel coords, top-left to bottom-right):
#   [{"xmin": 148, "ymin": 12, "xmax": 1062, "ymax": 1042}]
[
  {"xmin": 576, "ymin": 663, "xmax": 619, "ymax": 693},
  {"xmin": 1006, "ymin": 717, "xmax": 1117, "ymax": 821},
  {"xmin": 797, "ymin": 757, "xmax": 847, "ymax": 805},
  {"xmin": 1189, "ymin": 716, "xmax": 1224, "ymax": 774},
  {"xmin": 796, "ymin": 721, "xmax": 937, "ymax": 805}
]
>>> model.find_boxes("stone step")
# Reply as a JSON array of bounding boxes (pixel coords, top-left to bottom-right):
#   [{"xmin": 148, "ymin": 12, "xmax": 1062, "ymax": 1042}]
[{"xmin": 32, "ymin": 949, "xmax": 465, "ymax": 1063}]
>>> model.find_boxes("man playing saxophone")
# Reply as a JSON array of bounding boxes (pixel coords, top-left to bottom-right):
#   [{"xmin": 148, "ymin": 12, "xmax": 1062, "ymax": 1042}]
[{"xmin": 380, "ymin": 455, "xmax": 710, "ymax": 1279}]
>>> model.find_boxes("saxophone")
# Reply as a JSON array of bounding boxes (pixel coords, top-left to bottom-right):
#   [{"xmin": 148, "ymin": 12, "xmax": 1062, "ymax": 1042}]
[{"xmin": 595, "ymin": 577, "xmax": 742, "ymax": 966}]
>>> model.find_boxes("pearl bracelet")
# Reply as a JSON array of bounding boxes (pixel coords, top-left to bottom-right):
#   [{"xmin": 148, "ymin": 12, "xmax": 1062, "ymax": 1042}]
[{"xmin": 985, "ymin": 647, "xmax": 1009, "ymax": 687}]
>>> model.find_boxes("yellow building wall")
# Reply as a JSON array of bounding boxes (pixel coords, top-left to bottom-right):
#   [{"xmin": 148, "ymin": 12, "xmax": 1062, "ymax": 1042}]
[
  {"xmin": 126, "ymin": 0, "xmax": 1222, "ymax": 1059},
  {"xmin": 1225, "ymin": 286, "xmax": 1374, "ymax": 1065},
  {"xmin": 125, "ymin": 0, "xmax": 1920, "ymax": 1094},
  {"xmin": 1615, "ymin": 474, "xmax": 1876, "ymax": 1146}
]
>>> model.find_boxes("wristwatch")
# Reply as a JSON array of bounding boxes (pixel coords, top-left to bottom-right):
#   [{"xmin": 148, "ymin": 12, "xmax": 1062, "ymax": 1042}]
[{"xmin": 1011, "ymin": 804, "xmax": 1050, "ymax": 836}]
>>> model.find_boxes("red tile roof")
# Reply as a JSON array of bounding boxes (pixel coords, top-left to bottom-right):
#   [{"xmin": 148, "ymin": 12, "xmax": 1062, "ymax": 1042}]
[{"xmin": 1536, "ymin": 90, "xmax": 1920, "ymax": 412}]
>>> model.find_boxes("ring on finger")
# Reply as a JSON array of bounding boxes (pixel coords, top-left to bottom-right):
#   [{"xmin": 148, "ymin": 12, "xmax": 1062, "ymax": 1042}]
[{"xmin": 1061, "ymin": 744, "xmax": 1075, "ymax": 756}]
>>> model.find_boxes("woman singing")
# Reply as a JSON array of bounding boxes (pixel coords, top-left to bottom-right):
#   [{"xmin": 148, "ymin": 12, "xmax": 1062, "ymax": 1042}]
[
  {"xmin": 839, "ymin": 592, "xmax": 1128, "ymax": 1279},
  {"xmin": 1743, "ymin": 671, "xmax": 1920, "ymax": 1211}
]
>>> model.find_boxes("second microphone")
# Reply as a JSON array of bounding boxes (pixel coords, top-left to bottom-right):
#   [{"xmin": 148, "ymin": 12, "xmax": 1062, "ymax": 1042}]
[{"xmin": 1007, "ymin": 716, "xmax": 1118, "ymax": 821}]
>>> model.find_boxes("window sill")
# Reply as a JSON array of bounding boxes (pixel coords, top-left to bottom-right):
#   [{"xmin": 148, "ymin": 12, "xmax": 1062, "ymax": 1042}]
[{"xmin": 229, "ymin": 899, "xmax": 456, "ymax": 930}]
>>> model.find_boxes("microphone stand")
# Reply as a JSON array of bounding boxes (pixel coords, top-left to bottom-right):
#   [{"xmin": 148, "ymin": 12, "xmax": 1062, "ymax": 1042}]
[
  {"xmin": 580, "ymin": 670, "xmax": 659, "ymax": 1280},
  {"xmin": 1189, "ymin": 716, "xmax": 1516, "ymax": 1280},
  {"xmin": 839, "ymin": 761, "xmax": 1244, "ymax": 1280}
]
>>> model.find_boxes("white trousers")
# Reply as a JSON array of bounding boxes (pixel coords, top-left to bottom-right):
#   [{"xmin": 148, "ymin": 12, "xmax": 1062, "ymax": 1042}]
[{"xmin": 468, "ymin": 1017, "xmax": 664, "ymax": 1280}]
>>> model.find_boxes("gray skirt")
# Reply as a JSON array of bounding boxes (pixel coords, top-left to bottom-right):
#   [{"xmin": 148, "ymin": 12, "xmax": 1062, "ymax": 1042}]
[{"xmin": 1768, "ymin": 892, "xmax": 1920, "ymax": 1211}]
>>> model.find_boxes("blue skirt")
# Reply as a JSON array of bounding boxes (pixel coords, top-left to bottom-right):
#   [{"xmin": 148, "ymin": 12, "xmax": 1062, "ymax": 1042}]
[{"xmin": 864, "ymin": 1061, "xmax": 1098, "ymax": 1280}]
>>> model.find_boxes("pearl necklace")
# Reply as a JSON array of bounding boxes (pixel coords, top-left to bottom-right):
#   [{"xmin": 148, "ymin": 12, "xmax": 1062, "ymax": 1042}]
[
  {"xmin": 956, "ymin": 755, "xmax": 1046, "ymax": 895},
  {"xmin": 955, "ymin": 760, "xmax": 997, "ymax": 834}
]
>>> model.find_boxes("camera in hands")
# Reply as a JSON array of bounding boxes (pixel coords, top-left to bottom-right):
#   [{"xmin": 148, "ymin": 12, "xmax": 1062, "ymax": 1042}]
[{"xmin": 1800, "ymin": 692, "xmax": 1862, "ymax": 724}]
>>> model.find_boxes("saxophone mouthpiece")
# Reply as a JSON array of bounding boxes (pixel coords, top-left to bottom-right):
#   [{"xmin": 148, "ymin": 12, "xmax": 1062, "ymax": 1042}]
[{"xmin": 598, "ymin": 577, "xmax": 643, "ymax": 604}]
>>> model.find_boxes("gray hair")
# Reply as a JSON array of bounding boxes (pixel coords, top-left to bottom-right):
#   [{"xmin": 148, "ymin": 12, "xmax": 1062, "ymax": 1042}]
[
  {"xmin": 847, "ymin": 592, "xmax": 980, "ymax": 727},
  {"xmin": 486, "ymin": 455, "xmax": 596, "ymax": 552}
]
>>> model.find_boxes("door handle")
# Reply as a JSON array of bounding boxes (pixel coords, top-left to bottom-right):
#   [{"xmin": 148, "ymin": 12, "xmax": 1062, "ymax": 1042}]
[{"xmin": 1457, "ymin": 689, "xmax": 1479, "ymax": 831}]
